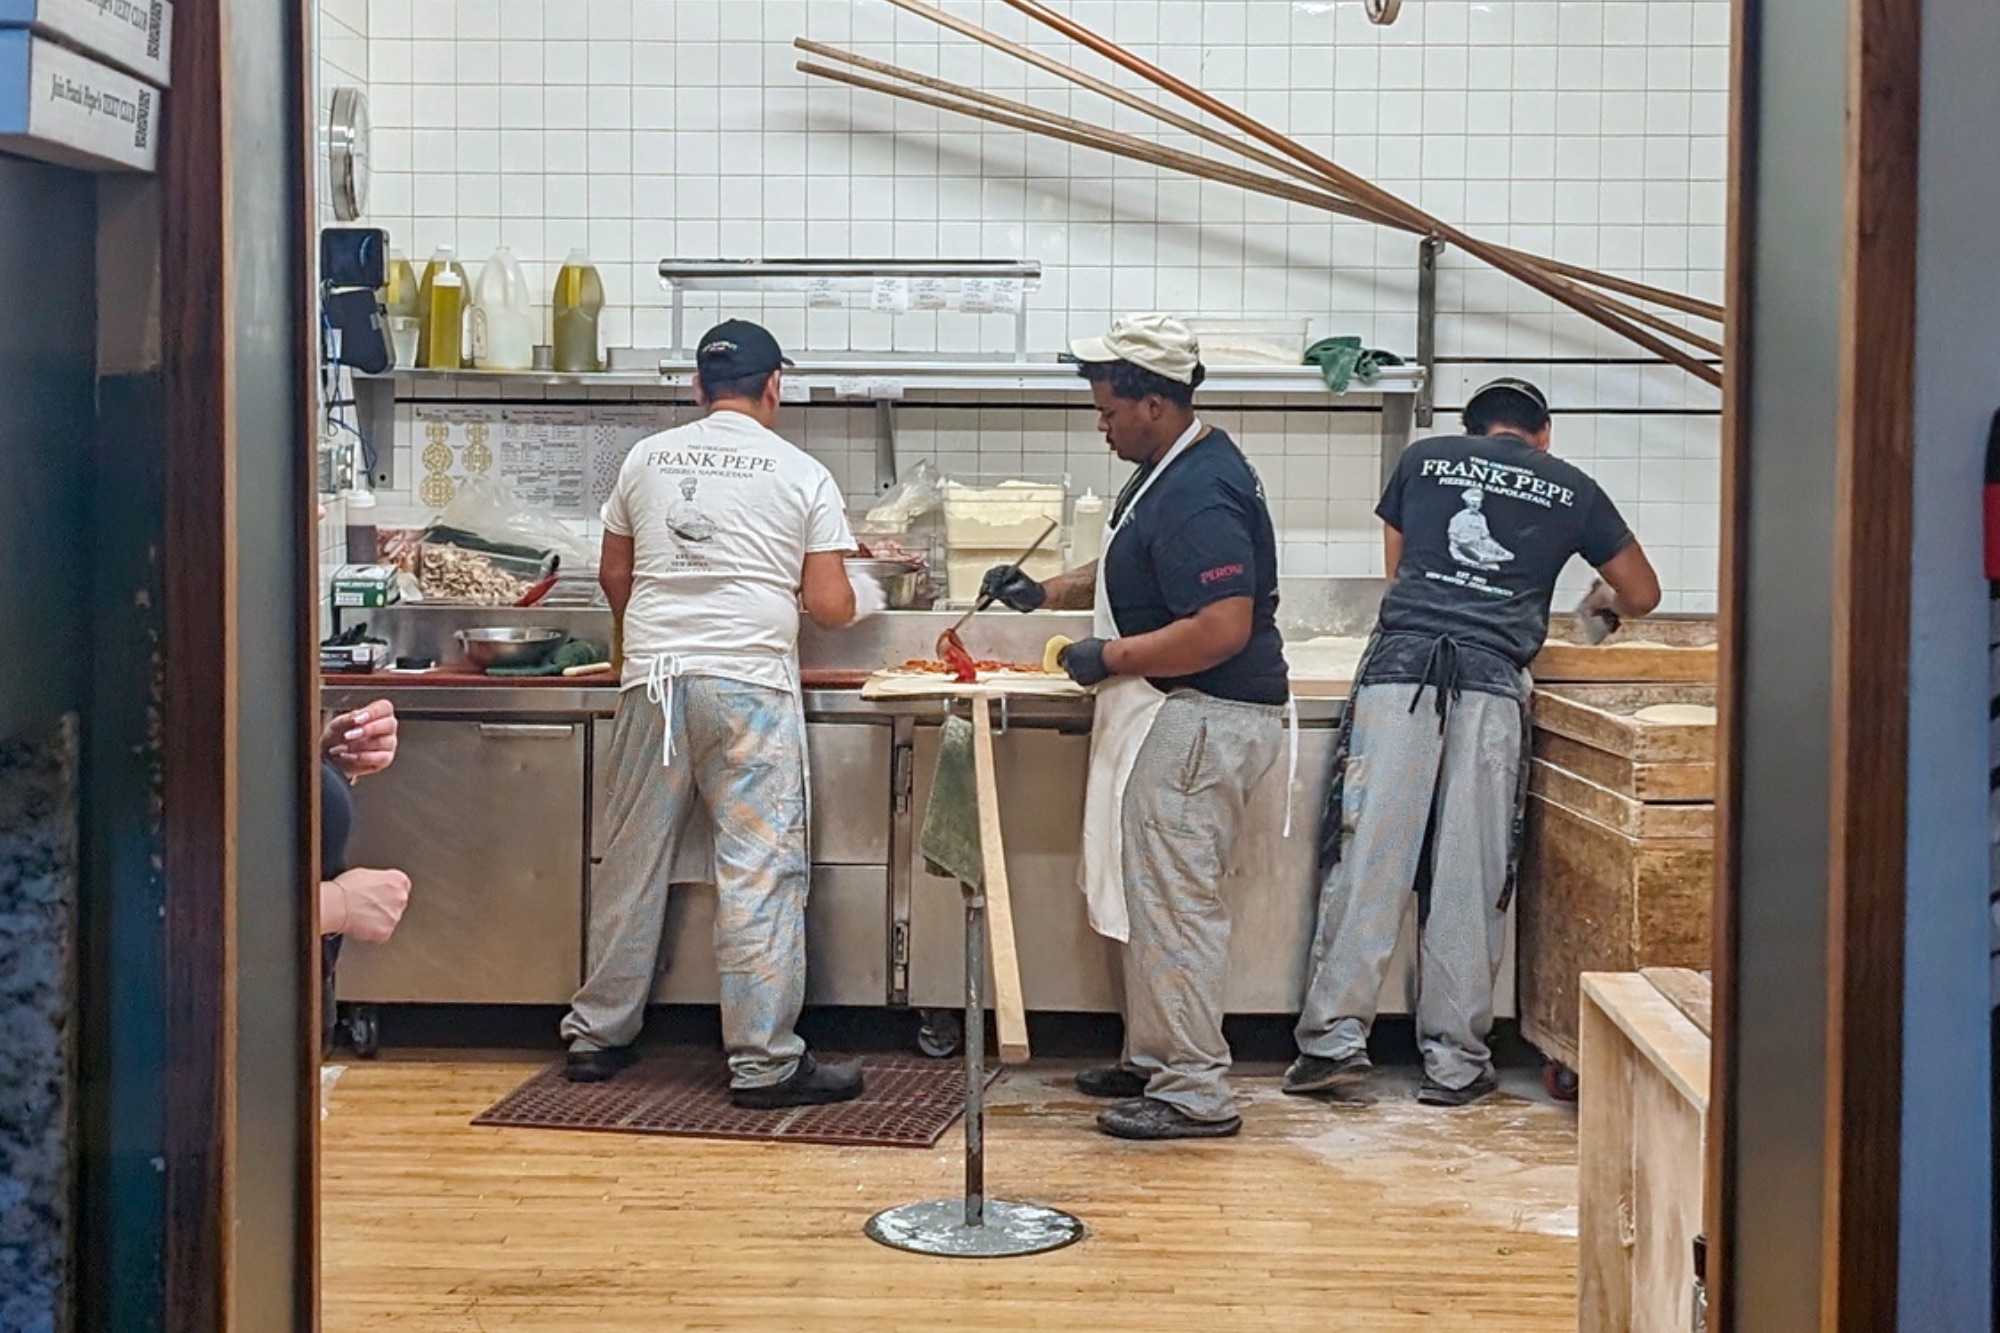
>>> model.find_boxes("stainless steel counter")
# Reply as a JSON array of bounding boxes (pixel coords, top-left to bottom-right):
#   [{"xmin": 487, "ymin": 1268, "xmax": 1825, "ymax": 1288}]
[{"xmin": 322, "ymin": 595, "xmax": 1500, "ymax": 1044}]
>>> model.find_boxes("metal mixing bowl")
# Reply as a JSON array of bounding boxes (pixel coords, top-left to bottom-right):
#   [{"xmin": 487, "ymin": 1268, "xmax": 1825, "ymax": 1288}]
[
  {"xmin": 456, "ymin": 626, "xmax": 566, "ymax": 670},
  {"xmin": 844, "ymin": 557, "xmax": 928, "ymax": 610}
]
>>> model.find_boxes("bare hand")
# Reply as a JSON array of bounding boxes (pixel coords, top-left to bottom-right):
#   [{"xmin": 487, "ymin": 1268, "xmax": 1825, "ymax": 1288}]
[
  {"xmin": 330, "ymin": 867, "xmax": 411, "ymax": 943},
  {"xmin": 324, "ymin": 700, "xmax": 398, "ymax": 780}
]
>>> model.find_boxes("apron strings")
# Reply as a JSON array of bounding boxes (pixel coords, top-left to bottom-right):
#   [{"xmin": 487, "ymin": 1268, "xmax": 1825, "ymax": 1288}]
[
  {"xmin": 643, "ymin": 654, "xmax": 685, "ymax": 766},
  {"xmin": 1281, "ymin": 693, "xmax": 1301, "ymax": 839}
]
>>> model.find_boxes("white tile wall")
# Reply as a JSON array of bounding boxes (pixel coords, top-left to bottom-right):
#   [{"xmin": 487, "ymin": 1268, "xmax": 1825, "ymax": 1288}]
[
  {"xmin": 314, "ymin": 0, "xmax": 370, "ymax": 498},
  {"xmin": 343, "ymin": 0, "xmax": 1726, "ymax": 610}
]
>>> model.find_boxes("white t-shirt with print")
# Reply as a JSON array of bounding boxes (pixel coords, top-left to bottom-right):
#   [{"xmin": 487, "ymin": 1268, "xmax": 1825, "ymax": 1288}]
[{"xmin": 603, "ymin": 408, "xmax": 853, "ymax": 693}]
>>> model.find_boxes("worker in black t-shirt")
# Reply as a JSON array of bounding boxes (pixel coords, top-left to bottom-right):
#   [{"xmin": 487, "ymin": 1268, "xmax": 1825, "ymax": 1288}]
[
  {"xmin": 1286, "ymin": 379, "xmax": 1660, "ymax": 1107},
  {"xmin": 981, "ymin": 313, "xmax": 1291, "ymax": 1141}
]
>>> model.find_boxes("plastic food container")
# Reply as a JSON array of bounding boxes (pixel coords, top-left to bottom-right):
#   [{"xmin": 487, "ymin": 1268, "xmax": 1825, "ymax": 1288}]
[
  {"xmin": 942, "ymin": 480, "xmax": 1067, "ymax": 548},
  {"xmin": 1183, "ymin": 317, "xmax": 1312, "ymax": 367}
]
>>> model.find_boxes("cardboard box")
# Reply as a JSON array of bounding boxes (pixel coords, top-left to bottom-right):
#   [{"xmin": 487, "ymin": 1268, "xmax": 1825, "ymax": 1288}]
[
  {"xmin": 0, "ymin": 31, "xmax": 156, "ymax": 172},
  {"xmin": 0, "ymin": 0, "xmax": 172, "ymax": 87},
  {"xmin": 331, "ymin": 564, "xmax": 400, "ymax": 610}
]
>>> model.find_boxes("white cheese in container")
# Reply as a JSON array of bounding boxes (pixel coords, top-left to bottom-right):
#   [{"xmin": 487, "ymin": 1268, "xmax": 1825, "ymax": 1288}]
[{"xmin": 942, "ymin": 480, "xmax": 1066, "ymax": 549}]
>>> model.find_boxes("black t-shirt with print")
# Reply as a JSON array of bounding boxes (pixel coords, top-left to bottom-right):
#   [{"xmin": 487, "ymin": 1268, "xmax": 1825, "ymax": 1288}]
[
  {"xmin": 1102, "ymin": 428, "xmax": 1291, "ymax": 706},
  {"xmin": 1368, "ymin": 431, "xmax": 1633, "ymax": 682}
]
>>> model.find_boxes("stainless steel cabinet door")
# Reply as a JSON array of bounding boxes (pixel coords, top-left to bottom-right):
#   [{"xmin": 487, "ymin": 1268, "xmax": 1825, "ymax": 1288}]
[
  {"xmin": 337, "ymin": 720, "xmax": 586, "ymax": 1004},
  {"xmin": 907, "ymin": 725, "xmax": 1123, "ymax": 1012},
  {"xmin": 590, "ymin": 717, "xmax": 891, "ymax": 865}
]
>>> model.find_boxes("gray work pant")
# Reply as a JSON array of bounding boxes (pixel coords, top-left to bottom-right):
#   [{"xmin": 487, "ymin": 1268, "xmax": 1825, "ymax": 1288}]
[
  {"xmin": 1120, "ymin": 690, "xmax": 1286, "ymax": 1122},
  {"xmin": 1294, "ymin": 681, "xmax": 1521, "ymax": 1091},
  {"xmin": 561, "ymin": 679, "xmax": 809, "ymax": 1089}
]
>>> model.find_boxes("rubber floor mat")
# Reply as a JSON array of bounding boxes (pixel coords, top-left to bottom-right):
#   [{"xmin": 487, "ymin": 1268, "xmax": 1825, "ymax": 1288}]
[{"xmin": 472, "ymin": 1050, "xmax": 997, "ymax": 1149}]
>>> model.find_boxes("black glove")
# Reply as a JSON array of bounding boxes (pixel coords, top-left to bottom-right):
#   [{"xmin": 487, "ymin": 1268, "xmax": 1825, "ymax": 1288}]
[
  {"xmin": 979, "ymin": 565, "xmax": 1047, "ymax": 612},
  {"xmin": 1059, "ymin": 637, "xmax": 1113, "ymax": 687}
]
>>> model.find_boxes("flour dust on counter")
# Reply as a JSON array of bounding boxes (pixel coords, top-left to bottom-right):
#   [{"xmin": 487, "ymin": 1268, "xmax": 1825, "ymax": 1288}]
[{"xmin": 321, "ymin": 1056, "xmax": 1577, "ymax": 1333}]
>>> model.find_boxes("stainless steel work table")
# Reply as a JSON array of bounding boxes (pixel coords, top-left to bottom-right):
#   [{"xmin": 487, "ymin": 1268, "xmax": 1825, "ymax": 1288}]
[{"xmin": 321, "ymin": 592, "xmax": 1503, "ymax": 1053}]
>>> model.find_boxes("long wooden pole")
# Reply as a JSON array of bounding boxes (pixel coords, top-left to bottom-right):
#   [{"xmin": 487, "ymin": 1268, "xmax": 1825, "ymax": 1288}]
[
  {"xmin": 871, "ymin": 0, "xmax": 1723, "ymax": 326},
  {"xmin": 994, "ymin": 0, "xmax": 1723, "ymax": 386},
  {"xmin": 801, "ymin": 54, "xmax": 1727, "ymax": 358}
]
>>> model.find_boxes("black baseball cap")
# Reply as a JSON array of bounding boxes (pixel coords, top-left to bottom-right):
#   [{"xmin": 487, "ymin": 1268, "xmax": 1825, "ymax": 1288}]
[
  {"xmin": 1465, "ymin": 376, "xmax": 1550, "ymax": 417},
  {"xmin": 695, "ymin": 319, "xmax": 792, "ymax": 382}
]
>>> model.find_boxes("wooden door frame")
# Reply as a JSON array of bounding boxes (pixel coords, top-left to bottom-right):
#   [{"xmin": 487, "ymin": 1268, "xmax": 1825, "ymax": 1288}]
[
  {"xmin": 158, "ymin": 0, "xmax": 320, "ymax": 1326},
  {"xmin": 144, "ymin": 0, "xmax": 1934, "ymax": 1326},
  {"xmin": 1711, "ymin": 0, "xmax": 1920, "ymax": 1327}
]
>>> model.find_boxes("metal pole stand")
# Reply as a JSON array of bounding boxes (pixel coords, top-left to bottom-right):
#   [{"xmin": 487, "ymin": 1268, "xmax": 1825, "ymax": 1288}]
[{"xmin": 864, "ymin": 879, "xmax": 1085, "ymax": 1258}]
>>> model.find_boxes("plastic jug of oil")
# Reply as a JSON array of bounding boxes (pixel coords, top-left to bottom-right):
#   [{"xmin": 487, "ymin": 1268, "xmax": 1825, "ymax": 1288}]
[
  {"xmin": 383, "ymin": 250, "xmax": 419, "ymax": 318},
  {"xmin": 423, "ymin": 265, "xmax": 466, "ymax": 371},
  {"xmin": 471, "ymin": 246, "xmax": 536, "ymax": 371},
  {"xmin": 551, "ymin": 249, "xmax": 604, "ymax": 373},
  {"xmin": 416, "ymin": 246, "xmax": 469, "ymax": 368}
]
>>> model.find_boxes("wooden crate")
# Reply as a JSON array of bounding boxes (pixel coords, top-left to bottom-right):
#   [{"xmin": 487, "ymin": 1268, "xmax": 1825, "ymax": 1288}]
[
  {"xmin": 1578, "ymin": 970, "xmax": 1710, "ymax": 1333},
  {"xmin": 1532, "ymin": 683, "xmax": 1718, "ymax": 802},
  {"xmin": 1531, "ymin": 615, "xmax": 1718, "ymax": 685},
  {"xmin": 1518, "ymin": 794, "xmax": 1712, "ymax": 1069}
]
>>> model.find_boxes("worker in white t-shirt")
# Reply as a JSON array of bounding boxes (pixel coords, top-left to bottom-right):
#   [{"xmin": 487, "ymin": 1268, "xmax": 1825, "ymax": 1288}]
[{"xmin": 561, "ymin": 320, "xmax": 885, "ymax": 1107}]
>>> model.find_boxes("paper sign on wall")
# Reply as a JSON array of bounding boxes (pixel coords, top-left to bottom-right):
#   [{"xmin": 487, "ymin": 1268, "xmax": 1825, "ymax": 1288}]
[
  {"xmin": 870, "ymin": 277, "xmax": 910, "ymax": 313},
  {"xmin": 960, "ymin": 278, "xmax": 996, "ymax": 314},
  {"xmin": 912, "ymin": 278, "xmax": 949, "ymax": 311},
  {"xmin": 805, "ymin": 277, "xmax": 843, "ymax": 309}
]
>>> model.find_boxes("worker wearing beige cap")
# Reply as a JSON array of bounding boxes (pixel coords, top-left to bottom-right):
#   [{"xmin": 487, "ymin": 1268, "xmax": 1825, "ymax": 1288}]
[
  {"xmin": 1287, "ymin": 378, "xmax": 1661, "ymax": 1107},
  {"xmin": 982, "ymin": 313, "xmax": 1292, "ymax": 1140}
]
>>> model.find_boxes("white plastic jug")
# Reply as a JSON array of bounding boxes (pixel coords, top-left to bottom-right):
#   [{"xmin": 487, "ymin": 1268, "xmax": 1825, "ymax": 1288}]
[{"xmin": 471, "ymin": 246, "xmax": 537, "ymax": 371}]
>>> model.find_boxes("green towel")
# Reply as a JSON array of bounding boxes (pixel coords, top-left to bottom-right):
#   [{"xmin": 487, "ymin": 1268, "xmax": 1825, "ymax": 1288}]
[
  {"xmin": 919, "ymin": 714, "xmax": 984, "ymax": 890},
  {"xmin": 484, "ymin": 638, "xmax": 611, "ymax": 677},
  {"xmin": 1302, "ymin": 336, "xmax": 1406, "ymax": 393}
]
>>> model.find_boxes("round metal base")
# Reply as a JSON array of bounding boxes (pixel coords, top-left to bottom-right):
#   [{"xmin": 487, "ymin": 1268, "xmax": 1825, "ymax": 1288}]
[{"xmin": 865, "ymin": 1199, "xmax": 1086, "ymax": 1258}]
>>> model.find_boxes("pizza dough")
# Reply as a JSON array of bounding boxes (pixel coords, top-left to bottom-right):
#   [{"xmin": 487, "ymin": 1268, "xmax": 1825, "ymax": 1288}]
[
  {"xmin": 1632, "ymin": 703, "xmax": 1718, "ymax": 726},
  {"xmin": 1283, "ymin": 635, "xmax": 1370, "ymax": 685}
]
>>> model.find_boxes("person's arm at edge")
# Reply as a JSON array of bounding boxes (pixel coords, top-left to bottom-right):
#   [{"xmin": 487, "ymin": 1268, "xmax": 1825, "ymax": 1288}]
[
  {"xmin": 801, "ymin": 549, "xmax": 859, "ymax": 628},
  {"xmin": 1039, "ymin": 561, "xmax": 1098, "ymax": 610},
  {"xmin": 1102, "ymin": 596, "xmax": 1253, "ymax": 679},
  {"xmin": 1595, "ymin": 539, "xmax": 1662, "ymax": 619},
  {"xmin": 1383, "ymin": 524, "xmax": 1403, "ymax": 579}
]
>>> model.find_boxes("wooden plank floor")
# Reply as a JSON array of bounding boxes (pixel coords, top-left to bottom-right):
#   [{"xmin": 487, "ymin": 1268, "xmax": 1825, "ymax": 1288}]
[{"xmin": 321, "ymin": 1053, "xmax": 1579, "ymax": 1333}]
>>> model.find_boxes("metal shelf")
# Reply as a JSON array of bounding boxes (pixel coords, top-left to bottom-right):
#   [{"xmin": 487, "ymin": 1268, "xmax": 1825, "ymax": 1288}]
[{"xmin": 364, "ymin": 358, "xmax": 1424, "ymax": 400}]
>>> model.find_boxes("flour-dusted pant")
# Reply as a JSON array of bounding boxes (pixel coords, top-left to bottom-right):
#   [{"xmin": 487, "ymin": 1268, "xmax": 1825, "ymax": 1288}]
[
  {"xmin": 561, "ymin": 679, "xmax": 809, "ymax": 1089},
  {"xmin": 1294, "ymin": 681, "xmax": 1522, "ymax": 1091},
  {"xmin": 1120, "ymin": 690, "xmax": 1286, "ymax": 1122}
]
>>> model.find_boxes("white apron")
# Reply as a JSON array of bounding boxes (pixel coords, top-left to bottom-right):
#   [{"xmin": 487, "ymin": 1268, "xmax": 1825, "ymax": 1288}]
[
  {"xmin": 1077, "ymin": 421, "xmax": 1205, "ymax": 942},
  {"xmin": 1076, "ymin": 423, "xmax": 1303, "ymax": 942}
]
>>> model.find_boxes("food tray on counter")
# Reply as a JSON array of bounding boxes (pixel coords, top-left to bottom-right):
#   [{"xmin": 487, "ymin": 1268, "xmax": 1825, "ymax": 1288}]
[{"xmin": 860, "ymin": 669, "xmax": 1085, "ymax": 700}]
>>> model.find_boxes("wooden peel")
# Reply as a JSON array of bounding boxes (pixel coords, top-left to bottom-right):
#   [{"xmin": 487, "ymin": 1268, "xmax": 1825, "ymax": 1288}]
[
  {"xmin": 969, "ymin": 696, "xmax": 1031, "ymax": 1064},
  {"xmin": 796, "ymin": 51, "xmax": 1726, "ymax": 339},
  {"xmin": 994, "ymin": 0, "xmax": 1721, "ymax": 385}
]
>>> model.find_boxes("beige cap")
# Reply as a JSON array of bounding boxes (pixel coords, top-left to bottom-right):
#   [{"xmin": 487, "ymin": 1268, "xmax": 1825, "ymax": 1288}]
[{"xmin": 1070, "ymin": 312, "xmax": 1202, "ymax": 385}]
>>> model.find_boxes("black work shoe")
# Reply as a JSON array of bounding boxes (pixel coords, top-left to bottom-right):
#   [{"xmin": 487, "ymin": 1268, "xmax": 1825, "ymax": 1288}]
[
  {"xmin": 1097, "ymin": 1096, "xmax": 1242, "ymax": 1141},
  {"xmin": 1417, "ymin": 1072, "xmax": 1499, "ymax": 1107},
  {"xmin": 1282, "ymin": 1052, "xmax": 1374, "ymax": 1095},
  {"xmin": 563, "ymin": 1045, "xmax": 637, "ymax": 1083},
  {"xmin": 730, "ymin": 1053, "xmax": 865, "ymax": 1110},
  {"xmin": 1074, "ymin": 1064, "xmax": 1150, "ymax": 1099}
]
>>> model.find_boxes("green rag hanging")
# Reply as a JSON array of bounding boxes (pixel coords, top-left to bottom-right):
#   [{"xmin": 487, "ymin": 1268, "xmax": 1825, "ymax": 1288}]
[
  {"xmin": 919, "ymin": 714, "xmax": 985, "ymax": 890},
  {"xmin": 484, "ymin": 638, "xmax": 612, "ymax": 677},
  {"xmin": 1302, "ymin": 336, "xmax": 1406, "ymax": 393}
]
